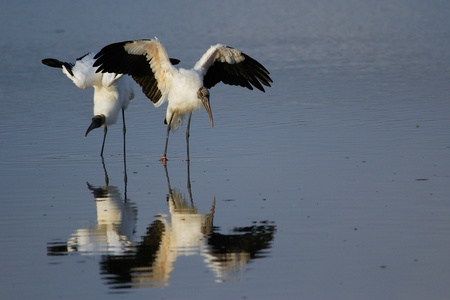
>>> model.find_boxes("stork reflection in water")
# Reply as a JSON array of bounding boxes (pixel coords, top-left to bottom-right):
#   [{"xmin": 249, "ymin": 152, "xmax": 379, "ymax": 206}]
[
  {"xmin": 47, "ymin": 159, "xmax": 137, "ymax": 256},
  {"xmin": 47, "ymin": 161, "xmax": 276, "ymax": 287},
  {"xmin": 98, "ymin": 162, "xmax": 276, "ymax": 287}
]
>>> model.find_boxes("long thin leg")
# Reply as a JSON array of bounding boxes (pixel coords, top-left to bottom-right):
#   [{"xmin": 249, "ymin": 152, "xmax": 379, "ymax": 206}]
[
  {"xmin": 122, "ymin": 109, "xmax": 127, "ymax": 158},
  {"xmin": 101, "ymin": 155, "xmax": 109, "ymax": 186},
  {"xmin": 186, "ymin": 158, "xmax": 193, "ymax": 206},
  {"xmin": 161, "ymin": 119, "xmax": 171, "ymax": 163},
  {"xmin": 100, "ymin": 126, "xmax": 107, "ymax": 157},
  {"xmin": 122, "ymin": 108, "xmax": 126, "ymax": 134},
  {"xmin": 122, "ymin": 108, "xmax": 128, "ymax": 199},
  {"xmin": 163, "ymin": 163, "xmax": 172, "ymax": 196},
  {"xmin": 186, "ymin": 113, "xmax": 192, "ymax": 162}
]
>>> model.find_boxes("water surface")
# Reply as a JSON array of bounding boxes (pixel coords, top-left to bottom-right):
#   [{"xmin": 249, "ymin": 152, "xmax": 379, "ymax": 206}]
[{"xmin": 1, "ymin": 1, "xmax": 450, "ymax": 299}]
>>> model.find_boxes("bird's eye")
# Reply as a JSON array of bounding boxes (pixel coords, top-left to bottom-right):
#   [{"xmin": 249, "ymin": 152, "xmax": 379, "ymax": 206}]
[{"xmin": 198, "ymin": 87, "xmax": 209, "ymax": 98}]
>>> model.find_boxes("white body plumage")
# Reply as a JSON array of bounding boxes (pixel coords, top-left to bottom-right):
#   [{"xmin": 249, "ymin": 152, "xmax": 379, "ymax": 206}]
[
  {"xmin": 42, "ymin": 52, "xmax": 135, "ymax": 156},
  {"xmin": 60, "ymin": 52, "xmax": 134, "ymax": 127},
  {"xmin": 165, "ymin": 68, "xmax": 205, "ymax": 131}
]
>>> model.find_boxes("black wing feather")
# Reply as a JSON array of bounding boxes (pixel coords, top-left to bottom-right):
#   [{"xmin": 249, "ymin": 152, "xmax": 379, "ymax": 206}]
[
  {"xmin": 203, "ymin": 51, "xmax": 272, "ymax": 92},
  {"xmin": 42, "ymin": 58, "xmax": 74, "ymax": 77},
  {"xmin": 93, "ymin": 41, "xmax": 179, "ymax": 104},
  {"xmin": 93, "ymin": 41, "xmax": 148, "ymax": 76}
]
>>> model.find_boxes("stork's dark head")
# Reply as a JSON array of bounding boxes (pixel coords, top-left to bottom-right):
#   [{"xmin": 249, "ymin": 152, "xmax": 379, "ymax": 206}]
[
  {"xmin": 85, "ymin": 115, "xmax": 105, "ymax": 137},
  {"xmin": 198, "ymin": 87, "xmax": 213, "ymax": 128}
]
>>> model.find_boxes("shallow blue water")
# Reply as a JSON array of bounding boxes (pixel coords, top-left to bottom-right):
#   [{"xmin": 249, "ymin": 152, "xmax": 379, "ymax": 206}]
[{"xmin": 1, "ymin": 1, "xmax": 450, "ymax": 299}]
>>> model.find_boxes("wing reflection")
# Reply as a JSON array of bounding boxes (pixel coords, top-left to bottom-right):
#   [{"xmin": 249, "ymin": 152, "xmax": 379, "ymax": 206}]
[
  {"xmin": 204, "ymin": 220, "xmax": 277, "ymax": 282},
  {"xmin": 99, "ymin": 162, "xmax": 276, "ymax": 288}
]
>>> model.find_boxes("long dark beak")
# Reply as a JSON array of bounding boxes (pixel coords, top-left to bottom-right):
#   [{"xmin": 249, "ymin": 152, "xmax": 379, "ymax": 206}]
[
  {"xmin": 85, "ymin": 115, "xmax": 105, "ymax": 137},
  {"xmin": 201, "ymin": 93, "xmax": 214, "ymax": 128}
]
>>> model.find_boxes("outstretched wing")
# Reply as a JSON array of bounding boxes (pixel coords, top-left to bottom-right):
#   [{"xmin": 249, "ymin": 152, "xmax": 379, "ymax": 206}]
[
  {"xmin": 94, "ymin": 39, "xmax": 179, "ymax": 106},
  {"xmin": 194, "ymin": 44, "xmax": 272, "ymax": 92},
  {"xmin": 42, "ymin": 52, "xmax": 106, "ymax": 89}
]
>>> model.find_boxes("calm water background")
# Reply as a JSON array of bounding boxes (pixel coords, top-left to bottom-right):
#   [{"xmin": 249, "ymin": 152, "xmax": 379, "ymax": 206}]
[{"xmin": 1, "ymin": 0, "xmax": 450, "ymax": 299}]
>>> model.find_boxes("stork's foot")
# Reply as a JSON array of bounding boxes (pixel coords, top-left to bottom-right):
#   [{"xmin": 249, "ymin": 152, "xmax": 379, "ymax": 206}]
[{"xmin": 160, "ymin": 156, "xmax": 168, "ymax": 165}]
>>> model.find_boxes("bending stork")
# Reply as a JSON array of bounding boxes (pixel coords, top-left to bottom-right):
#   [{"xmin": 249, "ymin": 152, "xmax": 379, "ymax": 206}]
[
  {"xmin": 42, "ymin": 52, "xmax": 135, "ymax": 157},
  {"xmin": 93, "ymin": 38, "xmax": 272, "ymax": 162}
]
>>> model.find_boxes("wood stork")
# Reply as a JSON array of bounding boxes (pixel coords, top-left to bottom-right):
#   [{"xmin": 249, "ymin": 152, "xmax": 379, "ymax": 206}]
[
  {"xmin": 42, "ymin": 52, "xmax": 135, "ymax": 157},
  {"xmin": 93, "ymin": 38, "xmax": 272, "ymax": 162}
]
